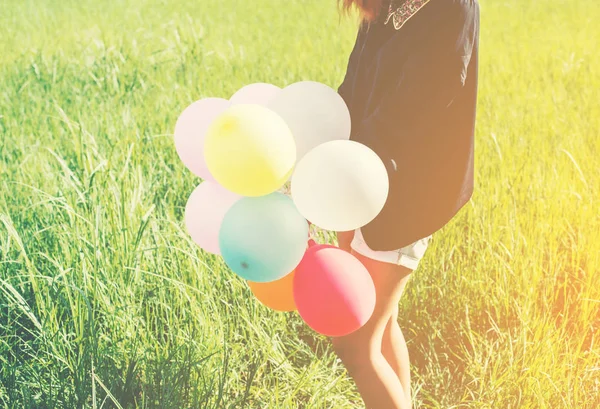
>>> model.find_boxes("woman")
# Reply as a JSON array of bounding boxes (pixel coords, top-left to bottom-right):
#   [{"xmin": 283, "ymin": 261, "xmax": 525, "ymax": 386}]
[{"xmin": 333, "ymin": 0, "xmax": 480, "ymax": 408}]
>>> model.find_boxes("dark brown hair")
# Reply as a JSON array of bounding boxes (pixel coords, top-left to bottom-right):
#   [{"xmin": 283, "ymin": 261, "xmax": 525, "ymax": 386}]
[{"xmin": 339, "ymin": 0, "xmax": 385, "ymax": 21}]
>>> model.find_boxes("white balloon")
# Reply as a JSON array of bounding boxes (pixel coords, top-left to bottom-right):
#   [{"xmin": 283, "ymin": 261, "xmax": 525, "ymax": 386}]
[
  {"xmin": 230, "ymin": 83, "xmax": 281, "ymax": 106},
  {"xmin": 291, "ymin": 140, "xmax": 389, "ymax": 232},
  {"xmin": 267, "ymin": 81, "xmax": 351, "ymax": 161}
]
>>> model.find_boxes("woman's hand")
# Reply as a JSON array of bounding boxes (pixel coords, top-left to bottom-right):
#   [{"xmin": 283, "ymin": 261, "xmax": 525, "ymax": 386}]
[{"xmin": 336, "ymin": 231, "xmax": 354, "ymax": 253}]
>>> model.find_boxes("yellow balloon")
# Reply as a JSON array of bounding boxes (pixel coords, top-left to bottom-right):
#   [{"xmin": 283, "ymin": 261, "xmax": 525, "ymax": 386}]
[{"xmin": 204, "ymin": 104, "xmax": 296, "ymax": 197}]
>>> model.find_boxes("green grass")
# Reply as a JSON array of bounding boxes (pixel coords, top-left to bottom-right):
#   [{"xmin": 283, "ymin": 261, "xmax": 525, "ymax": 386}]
[{"xmin": 1, "ymin": 0, "xmax": 599, "ymax": 407}]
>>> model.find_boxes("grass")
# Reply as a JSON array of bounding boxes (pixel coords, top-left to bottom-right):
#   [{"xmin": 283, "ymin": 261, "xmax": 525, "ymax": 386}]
[{"xmin": 0, "ymin": 0, "xmax": 599, "ymax": 407}]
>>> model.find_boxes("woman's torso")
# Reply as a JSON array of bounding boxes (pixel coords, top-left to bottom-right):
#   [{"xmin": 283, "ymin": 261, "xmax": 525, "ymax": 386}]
[{"xmin": 339, "ymin": 0, "xmax": 480, "ymax": 250}]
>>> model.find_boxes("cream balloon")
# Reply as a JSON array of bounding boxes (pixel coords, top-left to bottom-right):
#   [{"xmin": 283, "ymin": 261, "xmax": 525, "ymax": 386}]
[
  {"xmin": 230, "ymin": 83, "xmax": 281, "ymax": 106},
  {"xmin": 267, "ymin": 81, "xmax": 351, "ymax": 161},
  {"xmin": 291, "ymin": 140, "xmax": 389, "ymax": 232}
]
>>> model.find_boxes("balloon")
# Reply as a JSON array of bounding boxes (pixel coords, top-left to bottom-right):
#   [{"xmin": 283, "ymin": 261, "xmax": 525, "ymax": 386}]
[
  {"xmin": 184, "ymin": 181, "xmax": 241, "ymax": 255},
  {"xmin": 204, "ymin": 104, "xmax": 296, "ymax": 197},
  {"xmin": 174, "ymin": 98, "xmax": 231, "ymax": 180},
  {"xmin": 291, "ymin": 140, "xmax": 389, "ymax": 232},
  {"xmin": 219, "ymin": 192, "xmax": 309, "ymax": 282},
  {"xmin": 267, "ymin": 81, "xmax": 351, "ymax": 161},
  {"xmin": 293, "ymin": 243, "xmax": 376, "ymax": 337},
  {"xmin": 230, "ymin": 83, "xmax": 281, "ymax": 106},
  {"xmin": 247, "ymin": 270, "xmax": 296, "ymax": 312}
]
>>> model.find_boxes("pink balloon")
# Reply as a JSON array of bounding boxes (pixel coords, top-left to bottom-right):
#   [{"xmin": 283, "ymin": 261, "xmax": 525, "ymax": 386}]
[
  {"xmin": 230, "ymin": 83, "xmax": 281, "ymax": 106},
  {"xmin": 293, "ymin": 243, "xmax": 376, "ymax": 337},
  {"xmin": 184, "ymin": 181, "xmax": 241, "ymax": 255},
  {"xmin": 174, "ymin": 98, "xmax": 231, "ymax": 179}
]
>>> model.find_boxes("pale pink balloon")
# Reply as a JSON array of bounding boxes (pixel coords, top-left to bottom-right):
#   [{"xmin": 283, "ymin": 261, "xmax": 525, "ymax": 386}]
[
  {"xmin": 184, "ymin": 181, "xmax": 241, "ymax": 255},
  {"xmin": 174, "ymin": 98, "xmax": 231, "ymax": 180},
  {"xmin": 229, "ymin": 83, "xmax": 281, "ymax": 106}
]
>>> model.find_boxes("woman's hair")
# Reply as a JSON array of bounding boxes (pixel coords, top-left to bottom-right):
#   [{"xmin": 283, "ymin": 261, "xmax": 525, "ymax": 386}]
[{"xmin": 339, "ymin": 0, "xmax": 385, "ymax": 21}]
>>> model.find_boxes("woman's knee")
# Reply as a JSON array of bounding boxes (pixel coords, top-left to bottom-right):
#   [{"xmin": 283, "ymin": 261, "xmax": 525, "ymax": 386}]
[
  {"xmin": 382, "ymin": 307, "xmax": 399, "ymax": 338},
  {"xmin": 332, "ymin": 303, "xmax": 392, "ymax": 364},
  {"xmin": 332, "ymin": 333, "xmax": 380, "ymax": 371}
]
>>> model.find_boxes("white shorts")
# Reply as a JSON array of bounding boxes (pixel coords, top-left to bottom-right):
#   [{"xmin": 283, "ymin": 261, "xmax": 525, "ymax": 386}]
[{"xmin": 350, "ymin": 228, "xmax": 432, "ymax": 270}]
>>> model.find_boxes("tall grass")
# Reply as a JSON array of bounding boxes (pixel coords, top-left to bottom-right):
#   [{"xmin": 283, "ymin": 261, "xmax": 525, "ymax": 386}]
[{"xmin": 1, "ymin": 0, "xmax": 599, "ymax": 407}]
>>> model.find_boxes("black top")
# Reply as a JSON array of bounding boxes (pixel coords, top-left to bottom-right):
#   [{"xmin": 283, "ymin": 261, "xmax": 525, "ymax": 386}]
[{"xmin": 338, "ymin": 0, "xmax": 480, "ymax": 251}]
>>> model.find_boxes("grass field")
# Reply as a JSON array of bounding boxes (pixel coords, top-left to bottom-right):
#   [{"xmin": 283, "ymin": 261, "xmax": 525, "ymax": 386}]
[{"xmin": 1, "ymin": 0, "xmax": 599, "ymax": 407}]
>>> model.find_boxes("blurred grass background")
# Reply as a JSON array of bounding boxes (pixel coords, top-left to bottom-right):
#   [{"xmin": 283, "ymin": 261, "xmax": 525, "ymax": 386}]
[{"xmin": 1, "ymin": 0, "xmax": 599, "ymax": 407}]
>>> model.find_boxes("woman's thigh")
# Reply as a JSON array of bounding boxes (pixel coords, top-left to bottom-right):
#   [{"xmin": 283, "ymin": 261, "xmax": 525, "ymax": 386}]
[
  {"xmin": 332, "ymin": 249, "xmax": 413, "ymax": 353},
  {"xmin": 355, "ymin": 250, "xmax": 412, "ymax": 325},
  {"xmin": 336, "ymin": 230, "xmax": 413, "ymax": 327}
]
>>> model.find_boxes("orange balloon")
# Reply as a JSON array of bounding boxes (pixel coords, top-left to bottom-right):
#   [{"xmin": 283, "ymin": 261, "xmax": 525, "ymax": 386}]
[{"xmin": 247, "ymin": 271, "xmax": 297, "ymax": 312}]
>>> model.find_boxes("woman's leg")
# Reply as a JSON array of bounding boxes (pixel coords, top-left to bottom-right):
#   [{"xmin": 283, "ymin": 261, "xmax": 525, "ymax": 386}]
[
  {"xmin": 332, "ymin": 233, "xmax": 414, "ymax": 409},
  {"xmin": 382, "ymin": 302, "xmax": 412, "ymax": 404},
  {"xmin": 338, "ymin": 231, "xmax": 413, "ymax": 398}
]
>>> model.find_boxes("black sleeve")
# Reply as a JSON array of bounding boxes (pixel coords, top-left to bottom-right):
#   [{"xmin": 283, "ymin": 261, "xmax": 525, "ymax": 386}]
[
  {"xmin": 337, "ymin": 23, "xmax": 367, "ymax": 107},
  {"xmin": 357, "ymin": 0, "xmax": 479, "ymax": 156}
]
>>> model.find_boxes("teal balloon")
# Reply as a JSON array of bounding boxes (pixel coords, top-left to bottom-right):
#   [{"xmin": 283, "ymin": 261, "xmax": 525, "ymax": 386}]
[{"xmin": 219, "ymin": 192, "xmax": 309, "ymax": 283}]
